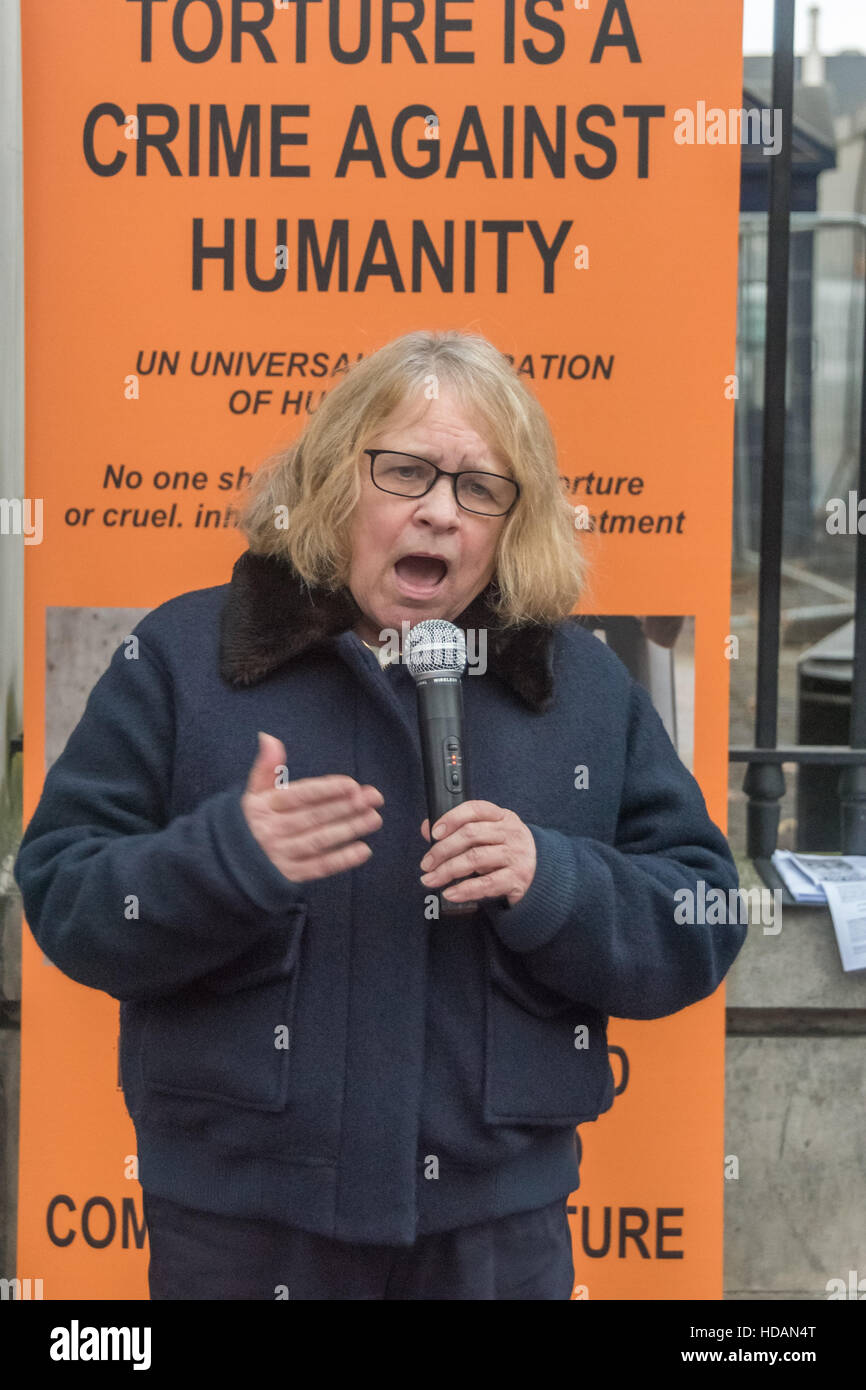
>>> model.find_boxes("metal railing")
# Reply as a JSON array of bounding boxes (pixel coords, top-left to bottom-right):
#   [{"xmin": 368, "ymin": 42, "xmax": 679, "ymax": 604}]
[{"xmin": 729, "ymin": 0, "xmax": 866, "ymax": 871}]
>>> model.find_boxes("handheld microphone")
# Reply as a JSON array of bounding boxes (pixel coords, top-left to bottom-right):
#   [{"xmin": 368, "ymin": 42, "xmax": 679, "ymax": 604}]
[{"xmin": 405, "ymin": 619, "xmax": 477, "ymax": 917}]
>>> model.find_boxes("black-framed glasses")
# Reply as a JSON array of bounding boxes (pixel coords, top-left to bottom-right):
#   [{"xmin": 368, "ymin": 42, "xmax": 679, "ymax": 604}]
[{"xmin": 365, "ymin": 450, "xmax": 520, "ymax": 517}]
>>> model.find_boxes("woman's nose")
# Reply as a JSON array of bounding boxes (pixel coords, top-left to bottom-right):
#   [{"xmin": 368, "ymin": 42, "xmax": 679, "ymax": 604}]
[{"xmin": 415, "ymin": 473, "xmax": 461, "ymax": 522}]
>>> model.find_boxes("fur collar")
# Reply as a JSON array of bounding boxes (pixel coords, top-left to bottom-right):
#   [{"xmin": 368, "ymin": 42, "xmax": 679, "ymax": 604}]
[{"xmin": 219, "ymin": 549, "xmax": 556, "ymax": 712}]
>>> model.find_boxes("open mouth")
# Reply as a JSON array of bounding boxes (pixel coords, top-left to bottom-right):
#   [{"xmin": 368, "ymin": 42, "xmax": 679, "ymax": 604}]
[{"xmin": 393, "ymin": 554, "xmax": 449, "ymax": 595}]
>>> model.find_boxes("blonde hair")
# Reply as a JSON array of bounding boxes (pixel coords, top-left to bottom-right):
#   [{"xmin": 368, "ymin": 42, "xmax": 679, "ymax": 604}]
[{"xmin": 236, "ymin": 329, "xmax": 589, "ymax": 627}]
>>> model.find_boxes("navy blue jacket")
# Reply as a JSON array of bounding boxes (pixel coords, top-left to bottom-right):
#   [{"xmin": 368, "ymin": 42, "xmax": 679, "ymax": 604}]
[{"xmin": 14, "ymin": 551, "xmax": 745, "ymax": 1246}]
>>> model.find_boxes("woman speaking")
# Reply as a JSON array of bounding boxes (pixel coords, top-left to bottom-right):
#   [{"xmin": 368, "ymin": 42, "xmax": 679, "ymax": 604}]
[{"xmin": 14, "ymin": 329, "xmax": 745, "ymax": 1300}]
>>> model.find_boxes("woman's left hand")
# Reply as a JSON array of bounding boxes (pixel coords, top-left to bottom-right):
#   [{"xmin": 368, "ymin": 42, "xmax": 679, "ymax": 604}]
[{"xmin": 420, "ymin": 802, "xmax": 537, "ymax": 907}]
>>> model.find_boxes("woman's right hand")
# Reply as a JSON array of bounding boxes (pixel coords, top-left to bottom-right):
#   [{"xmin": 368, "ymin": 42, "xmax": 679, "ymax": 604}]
[{"xmin": 241, "ymin": 731, "xmax": 384, "ymax": 884}]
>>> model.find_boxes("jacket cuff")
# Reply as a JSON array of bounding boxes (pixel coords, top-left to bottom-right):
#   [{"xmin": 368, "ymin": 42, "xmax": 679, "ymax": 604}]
[
  {"xmin": 483, "ymin": 824, "xmax": 578, "ymax": 954},
  {"xmin": 209, "ymin": 787, "xmax": 308, "ymax": 915}
]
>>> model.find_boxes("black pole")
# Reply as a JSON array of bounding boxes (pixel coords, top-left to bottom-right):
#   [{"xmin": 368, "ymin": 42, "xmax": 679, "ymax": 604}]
[
  {"xmin": 743, "ymin": 0, "xmax": 796, "ymax": 859},
  {"xmin": 838, "ymin": 227, "xmax": 866, "ymax": 851}
]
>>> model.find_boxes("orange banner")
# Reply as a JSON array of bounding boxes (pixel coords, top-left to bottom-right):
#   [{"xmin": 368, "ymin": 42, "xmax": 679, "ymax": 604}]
[{"xmin": 19, "ymin": 0, "xmax": 743, "ymax": 1298}]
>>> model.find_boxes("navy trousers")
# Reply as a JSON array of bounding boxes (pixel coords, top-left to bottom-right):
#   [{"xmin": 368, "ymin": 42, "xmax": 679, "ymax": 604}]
[{"xmin": 143, "ymin": 1191, "xmax": 575, "ymax": 1301}]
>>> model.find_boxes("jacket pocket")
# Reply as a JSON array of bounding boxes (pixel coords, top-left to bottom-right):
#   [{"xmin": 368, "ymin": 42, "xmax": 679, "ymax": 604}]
[
  {"xmin": 140, "ymin": 906, "xmax": 305, "ymax": 1112},
  {"xmin": 484, "ymin": 931, "xmax": 614, "ymax": 1126}
]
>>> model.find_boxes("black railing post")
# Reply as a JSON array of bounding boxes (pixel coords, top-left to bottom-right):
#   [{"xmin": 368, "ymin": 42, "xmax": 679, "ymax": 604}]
[
  {"xmin": 743, "ymin": 0, "xmax": 796, "ymax": 859},
  {"xmin": 838, "ymin": 220, "xmax": 866, "ymax": 851}
]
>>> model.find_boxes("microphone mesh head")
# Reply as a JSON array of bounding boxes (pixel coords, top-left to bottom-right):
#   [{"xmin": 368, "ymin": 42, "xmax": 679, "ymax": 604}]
[{"xmin": 405, "ymin": 620, "xmax": 467, "ymax": 681}]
